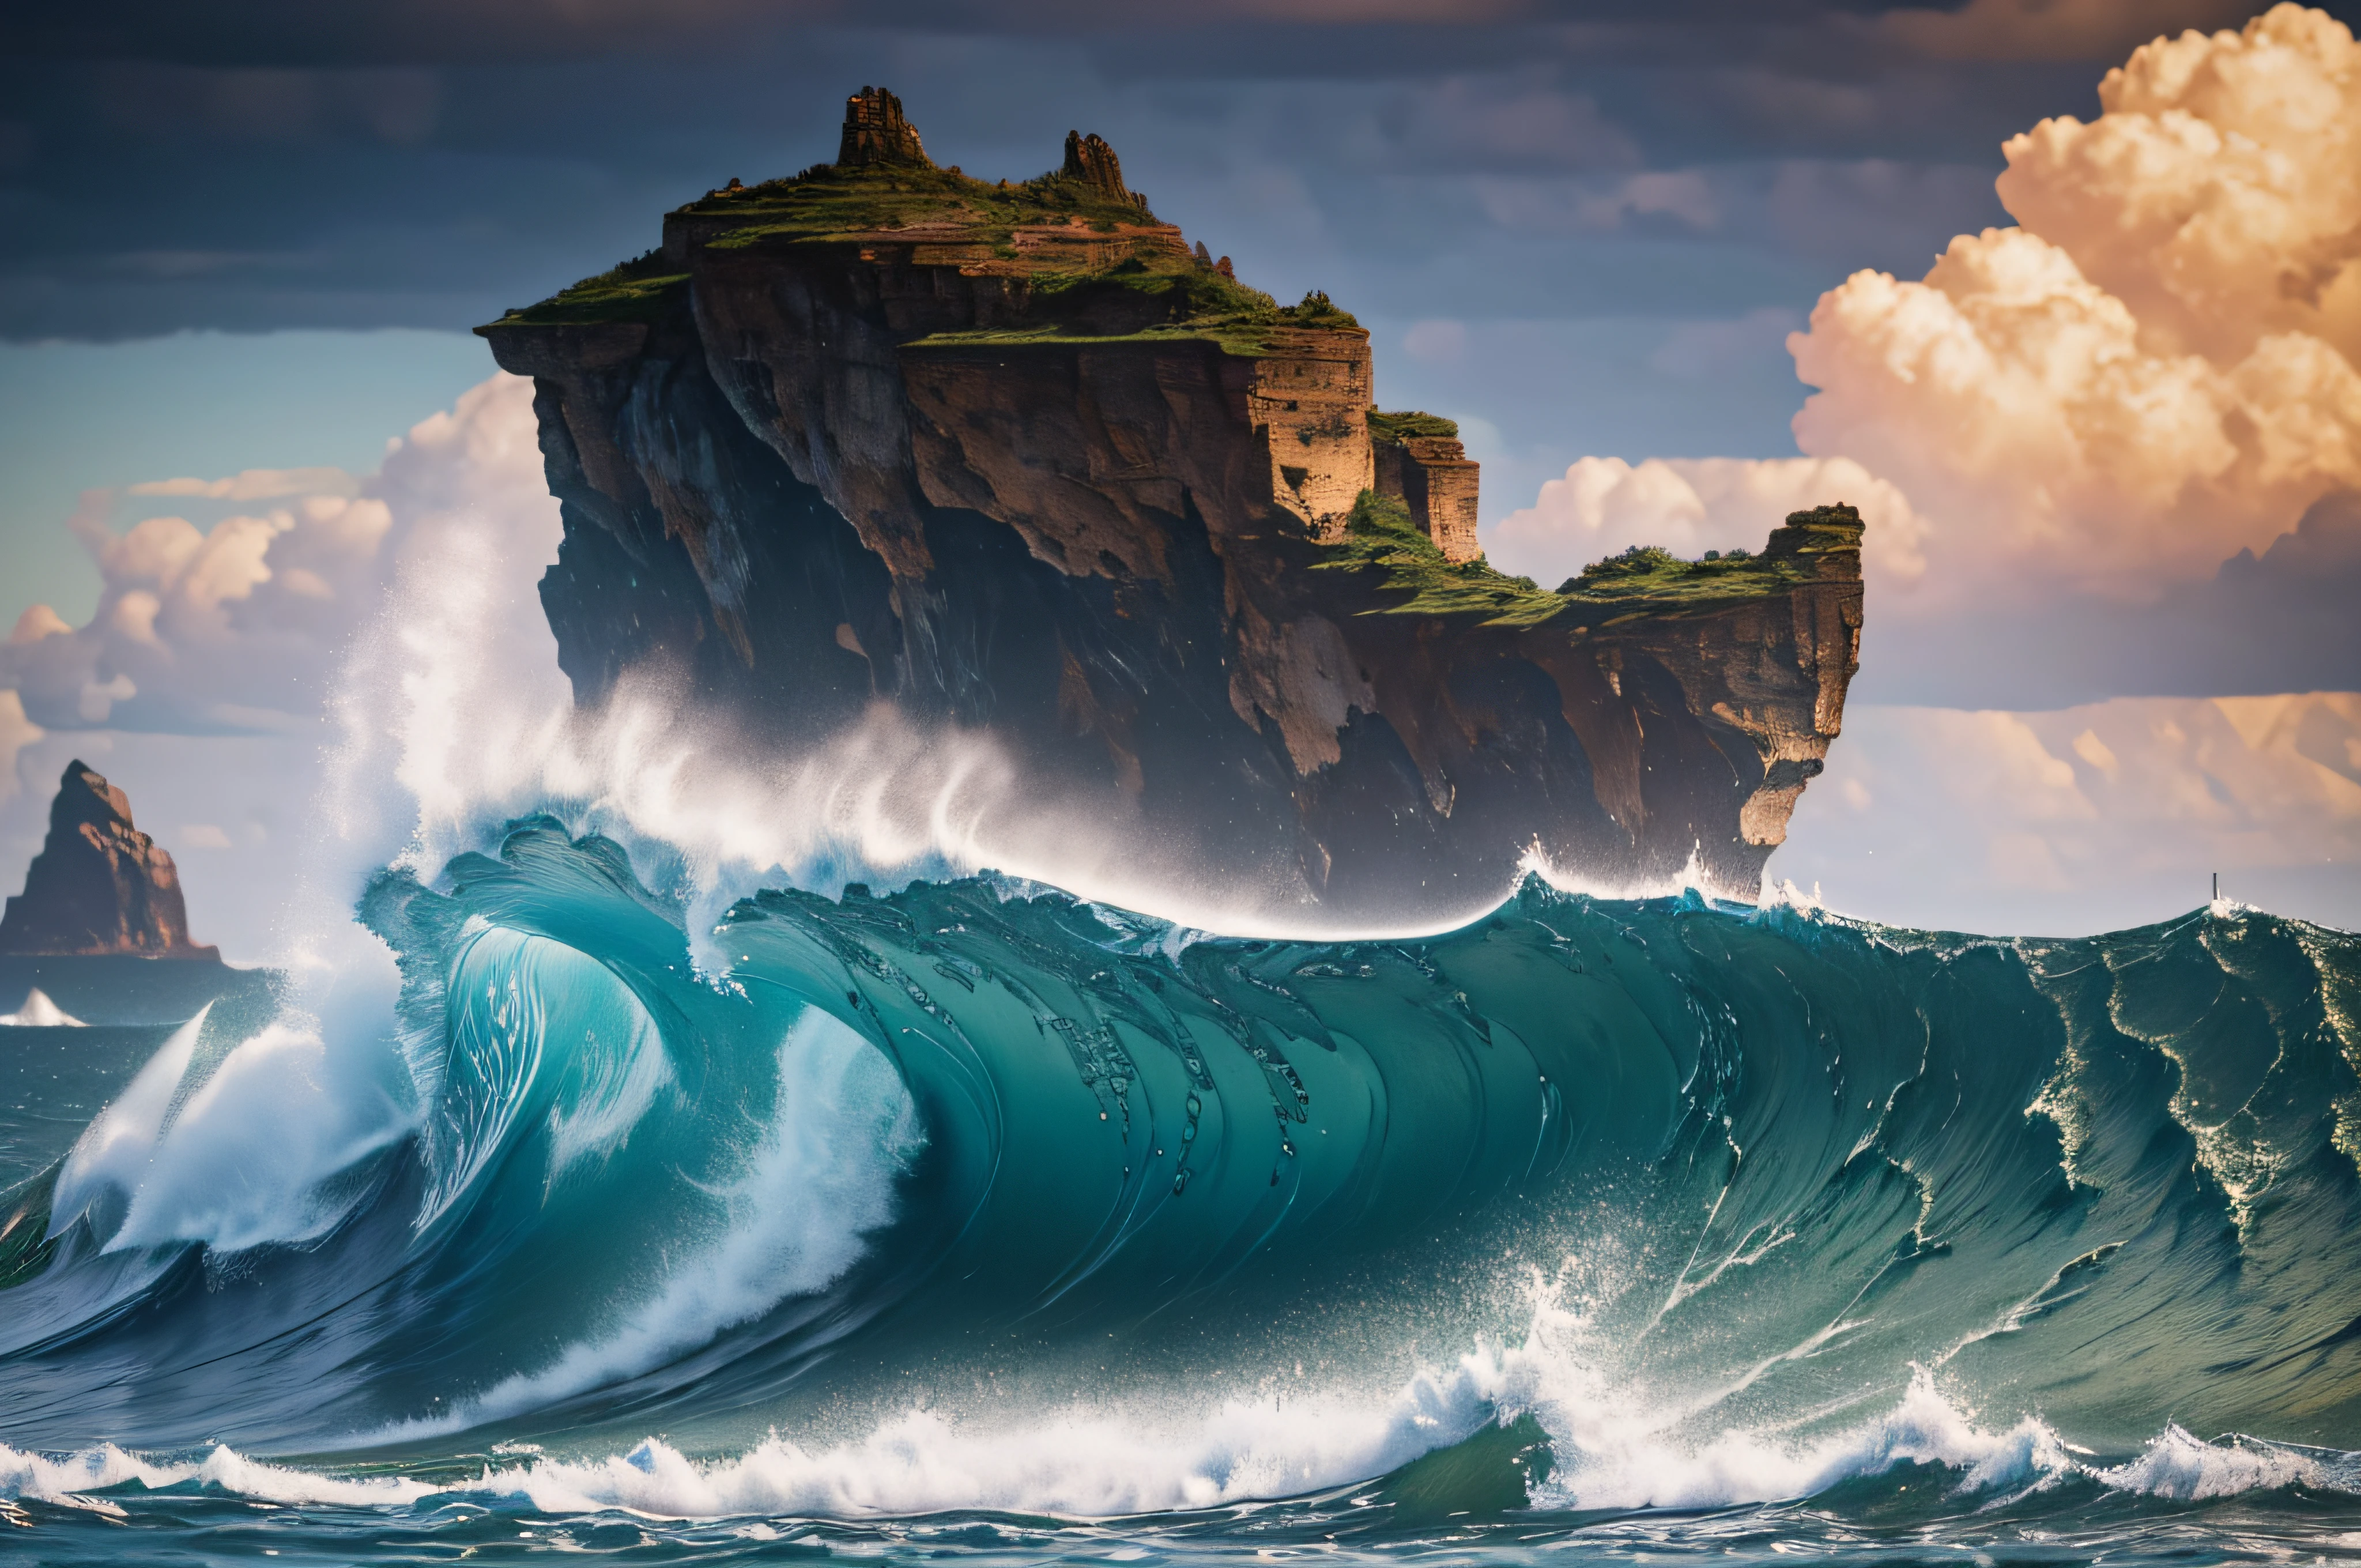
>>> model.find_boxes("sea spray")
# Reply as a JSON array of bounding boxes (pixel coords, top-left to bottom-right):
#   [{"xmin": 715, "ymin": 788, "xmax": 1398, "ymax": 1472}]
[{"xmin": 6, "ymin": 828, "xmax": 2356, "ymax": 1465}]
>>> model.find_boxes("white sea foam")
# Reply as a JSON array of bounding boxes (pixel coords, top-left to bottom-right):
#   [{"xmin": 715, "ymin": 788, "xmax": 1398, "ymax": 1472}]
[
  {"xmin": 0, "ymin": 1260, "xmax": 2151, "ymax": 1524},
  {"xmin": 47, "ymin": 1003, "xmax": 414, "ymax": 1255},
  {"xmin": 2096, "ymin": 1424, "xmax": 2361, "ymax": 1500},
  {"xmin": 293, "ymin": 376, "xmax": 1516, "ymax": 948},
  {"xmin": 48, "ymin": 1008, "xmax": 208, "ymax": 1243},
  {"xmin": 7, "ymin": 1365, "xmax": 2358, "ymax": 1522},
  {"xmin": 0, "ymin": 987, "xmax": 83, "ymax": 1027},
  {"xmin": 12, "ymin": 1393, "xmax": 2354, "ymax": 1525},
  {"xmin": 484, "ymin": 1373, "xmax": 1486, "ymax": 1518},
  {"xmin": 1443, "ymin": 1277, "xmax": 2075, "ymax": 1512},
  {"xmin": 1526, "ymin": 1365, "xmax": 2070, "ymax": 1511},
  {"xmin": 1519, "ymin": 838, "xmax": 1722, "ymax": 906},
  {"xmin": 481, "ymin": 1333, "xmax": 2058, "ymax": 1521},
  {"xmin": 0, "ymin": 1441, "xmax": 436, "ymax": 1511}
]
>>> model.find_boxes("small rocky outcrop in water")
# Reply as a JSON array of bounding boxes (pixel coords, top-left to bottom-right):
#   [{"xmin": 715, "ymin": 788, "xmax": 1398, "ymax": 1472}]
[
  {"xmin": 477, "ymin": 89, "xmax": 1864, "ymax": 914},
  {"xmin": 0, "ymin": 760, "xmax": 218, "ymax": 959}
]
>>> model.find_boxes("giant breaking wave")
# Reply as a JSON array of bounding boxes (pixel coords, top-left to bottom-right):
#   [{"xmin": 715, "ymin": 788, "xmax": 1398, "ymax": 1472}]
[{"xmin": 1, "ymin": 819, "xmax": 2358, "ymax": 1522}]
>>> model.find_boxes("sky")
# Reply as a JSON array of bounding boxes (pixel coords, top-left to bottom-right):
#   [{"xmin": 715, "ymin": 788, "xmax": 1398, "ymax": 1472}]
[{"xmin": 1, "ymin": 0, "xmax": 2358, "ymax": 952}]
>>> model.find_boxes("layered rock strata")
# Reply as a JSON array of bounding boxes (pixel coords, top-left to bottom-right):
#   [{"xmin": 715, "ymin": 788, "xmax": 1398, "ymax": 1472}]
[
  {"xmin": 1370, "ymin": 414, "xmax": 1481, "ymax": 564},
  {"xmin": 0, "ymin": 761, "xmax": 218, "ymax": 959},
  {"xmin": 837, "ymin": 86, "xmax": 928, "ymax": 168},
  {"xmin": 480, "ymin": 92, "xmax": 1863, "ymax": 914}
]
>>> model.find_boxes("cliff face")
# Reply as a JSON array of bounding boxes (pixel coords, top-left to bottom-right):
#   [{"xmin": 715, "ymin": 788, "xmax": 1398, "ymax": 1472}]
[
  {"xmin": 480, "ymin": 91, "xmax": 1862, "ymax": 915},
  {"xmin": 0, "ymin": 762, "xmax": 219, "ymax": 959}
]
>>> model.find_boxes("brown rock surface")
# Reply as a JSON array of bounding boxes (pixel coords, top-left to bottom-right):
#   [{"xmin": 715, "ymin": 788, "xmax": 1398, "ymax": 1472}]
[
  {"xmin": 478, "ymin": 90, "xmax": 1865, "ymax": 915},
  {"xmin": 1061, "ymin": 131, "xmax": 1134, "ymax": 202},
  {"xmin": 1372, "ymin": 434, "xmax": 1481, "ymax": 563},
  {"xmin": 836, "ymin": 86, "xmax": 929, "ymax": 168},
  {"xmin": 0, "ymin": 761, "xmax": 218, "ymax": 960}
]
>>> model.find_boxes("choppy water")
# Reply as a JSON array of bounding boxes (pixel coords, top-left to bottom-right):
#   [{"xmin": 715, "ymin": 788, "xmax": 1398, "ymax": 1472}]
[{"xmin": 2, "ymin": 819, "xmax": 2358, "ymax": 1565}]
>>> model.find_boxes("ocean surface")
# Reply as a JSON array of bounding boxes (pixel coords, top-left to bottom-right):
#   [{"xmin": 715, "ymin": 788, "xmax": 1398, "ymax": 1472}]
[{"xmin": 2, "ymin": 817, "xmax": 2359, "ymax": 1565}]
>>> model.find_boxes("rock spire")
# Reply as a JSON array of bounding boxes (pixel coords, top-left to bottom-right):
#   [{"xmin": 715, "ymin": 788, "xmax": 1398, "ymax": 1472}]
[
  {"xmin": 836, "ymin": 86, "xmax": 930, "ymax": 168},
  {"xmin": 1061, "ymin": 130, "xmax": 1135, "ymax": 202},
  {"xmin": 0, "ymin": 760, "xmax": 218, "ymax": 959}
]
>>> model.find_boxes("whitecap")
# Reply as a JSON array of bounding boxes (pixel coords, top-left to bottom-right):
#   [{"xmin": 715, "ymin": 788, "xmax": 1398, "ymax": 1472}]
[{"xmin": 0, "ymin": 987, "xmax": 84, "ymax": 1027}]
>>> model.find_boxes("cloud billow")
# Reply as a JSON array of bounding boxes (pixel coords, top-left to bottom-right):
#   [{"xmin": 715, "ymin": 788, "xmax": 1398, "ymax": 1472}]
[
  {"xmin": 1793, "ymin": 4, "xmax": 2361, "ymax": 607},
  {"xmin": 1492, "ymin": 4, "xmax": 2361, "ymax": 700},
  {"xmin": 0, "ymin": 374, "xmax": 553, "ymax": 736}
]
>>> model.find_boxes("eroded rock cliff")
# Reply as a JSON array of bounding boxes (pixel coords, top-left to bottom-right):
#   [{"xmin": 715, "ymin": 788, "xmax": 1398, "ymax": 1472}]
[
  {"xmin": 479, "ymin": 89, "xmax": 1863, "ymax": 914},
  {"xmin": 0, "ymin": 761, "xmax": 218, "ymax": 959}
]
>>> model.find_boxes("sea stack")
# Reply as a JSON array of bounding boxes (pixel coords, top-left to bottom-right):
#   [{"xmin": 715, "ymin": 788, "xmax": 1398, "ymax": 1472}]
[
  {"xmin": 476, "ymin": 88, "xmax": 1862, "ymax": 913},
  {"xmin": 0, "ymin": 760, "xmax": 218, "ymax": 960}
]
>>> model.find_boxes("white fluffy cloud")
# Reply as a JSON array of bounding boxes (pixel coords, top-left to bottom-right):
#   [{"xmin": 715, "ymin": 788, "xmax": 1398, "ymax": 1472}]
[
  {"xmin": 1998, "ymin": 1, "xmax": 2361, "ymax": 369},
  {"xmin": 126, "ymin": 468, "xmax": 360, "ymax": 504},
  {"xmin": 0, "ymin": 690, "xmax": 42, "ymax": 806},
  {"xmin": 1489, "ymin": 454, "xmax": 1928, "ymax": 586},
  {"xmin": 1492, "ymin": 5, "xmax": 2361, "ymax": 615},
  {"xmin": 0, "ymin": 373, "xmax": 559, "ymax": 958},
  {"xmin": 0, "ymin": 375, "xmax": 549, "ymax": 735},
  {"xmin": 1802, "ymin": 3, "xmax": 2361, "ymax": 605}
]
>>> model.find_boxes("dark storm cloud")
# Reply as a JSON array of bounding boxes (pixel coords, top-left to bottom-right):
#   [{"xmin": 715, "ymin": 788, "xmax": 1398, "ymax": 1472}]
[
  {"xmin": 10, "ymin": 0, "xmax": 2303, "ymax": 70},
  {"xmin": 14, "ymin": 0, "xmax": 2319, "ymax": 341},
  {"xmin": 0, "ymin": 2, "xmax": 1949, "ymax": 70}
]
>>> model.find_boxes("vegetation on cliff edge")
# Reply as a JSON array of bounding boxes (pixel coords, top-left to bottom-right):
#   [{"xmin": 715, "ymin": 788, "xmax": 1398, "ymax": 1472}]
[
  {"xmin": 698, "ymin": 160, "xmax": 1163, "ymax": 246},
  {"xmin": 1316, "ymin": 492, "xmax": 1568, "ymax": 627},
  {"xmin": 488, "ymin": 160, "xmax": 1363, "ymax": 352},
  {"xmin": 906, "ymin": 281, "xmax": 1360, "ymax": 358},
  {"xmin": 1320, "ymin": 493, "xmax": 1853, "ymax": 627},
  {"xmin": 1367, "ymin": 410, "xmax": 1461, "ymax": 443},
  {"xmin": 491, "ymin": 249, "xmax": 687, "ymax": 327}
]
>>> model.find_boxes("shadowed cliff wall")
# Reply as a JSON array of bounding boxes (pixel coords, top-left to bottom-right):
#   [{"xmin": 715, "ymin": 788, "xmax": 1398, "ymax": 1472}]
[{"xmin": 480, "ymin": 96, "xmax": 1862, "ymax": 917}]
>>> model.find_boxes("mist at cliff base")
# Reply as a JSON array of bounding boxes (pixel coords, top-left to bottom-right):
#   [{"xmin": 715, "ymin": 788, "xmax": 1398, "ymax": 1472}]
[{"xmin": 0, "ymin": 371, "xmax": 2350, "ymax": 955}]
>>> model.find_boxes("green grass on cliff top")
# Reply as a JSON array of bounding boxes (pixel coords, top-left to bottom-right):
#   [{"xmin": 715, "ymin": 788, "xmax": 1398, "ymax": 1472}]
[
  {"xmin": 1316, "ymin": 492, "xmax": 1566, "ymax": 626},
  {"xmin": 1319, "ymin": 492, "xmax": 1839, "ymax": 628},
  {"xmin": 1367, "ymin": 409, "xmax": 1460, "ymax": 443},
  {"xmin": 696, "ymin": 160, "xmax": 1161, "ymax": 247},
  {"xmin": 492, "ymin": 249, "xmax": 688, "ymax": 327},
  {"xmin": 906, "ymin": 277, "xmax": 1359, "ymax": 358},
  {"xmin": 488, "ymin": 160, "xmax": 1364, "ymax": 350}
]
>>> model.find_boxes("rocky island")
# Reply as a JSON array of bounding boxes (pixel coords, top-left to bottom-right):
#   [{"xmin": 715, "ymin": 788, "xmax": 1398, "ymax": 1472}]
[
  {"xmin": 0, "ymin": 760, "xmax": 218, "ymax": 960},
  {"xmin": 480, "ymin": 88, "xmax": 1862, "ymax": 914}
]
